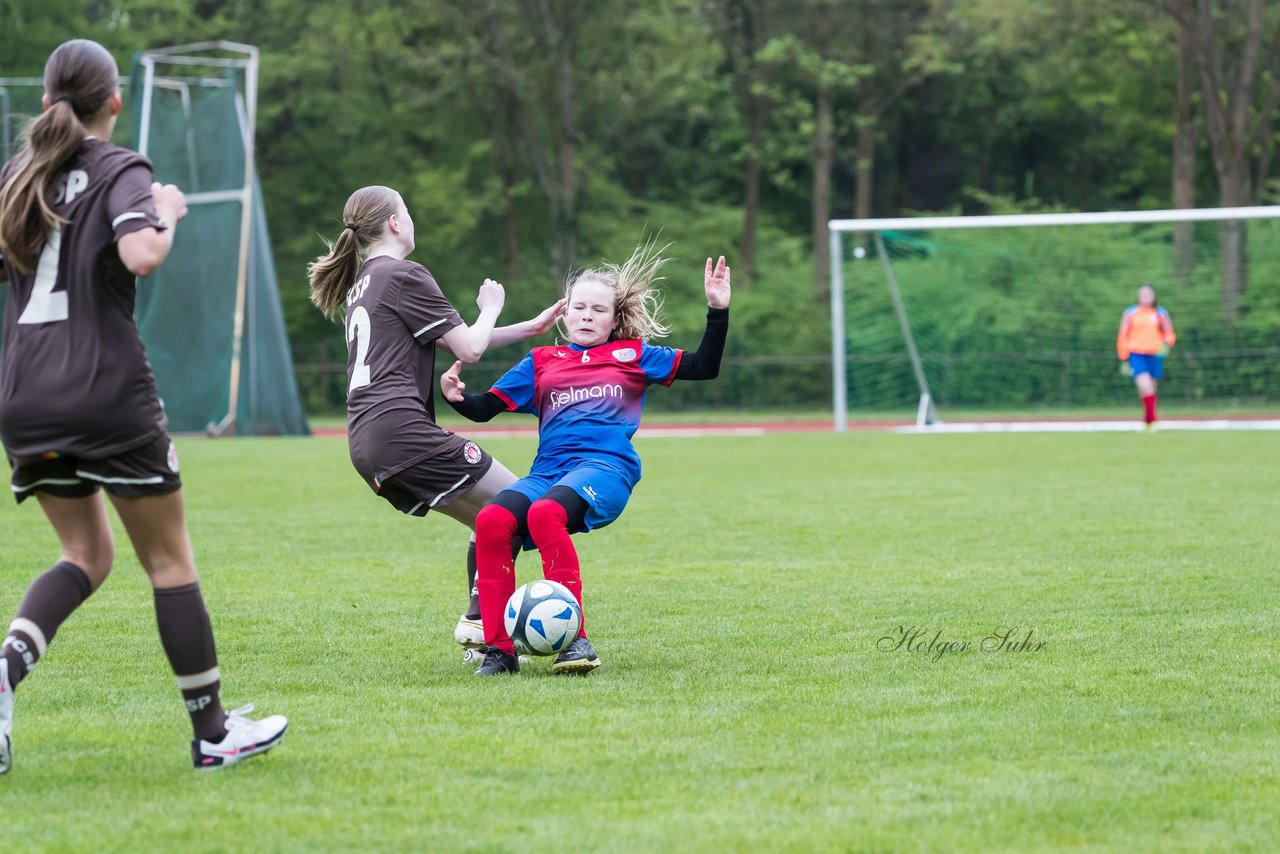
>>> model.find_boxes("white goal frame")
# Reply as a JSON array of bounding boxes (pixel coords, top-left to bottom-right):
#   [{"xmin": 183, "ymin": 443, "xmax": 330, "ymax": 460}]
[
  {"xmin": 137, "ymin": 42, "xmax": 259, "ymax": 437},
  {"xmin": 827, "ymin": 206, "xmax": 1280, "ymax": 432}
]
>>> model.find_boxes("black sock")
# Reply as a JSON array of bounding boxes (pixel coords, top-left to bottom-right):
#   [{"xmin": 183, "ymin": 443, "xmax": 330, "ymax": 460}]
[
  {"xmin": 154, "ymin": 582, "xmax": 226, "ymax": 742},
  {"xmin": 2, "ymin": 561, "xmax": 92, "ymax": 689},
  {"xmin": 466, "ymin": 542, "xmax": 480, "ymax": 620}
]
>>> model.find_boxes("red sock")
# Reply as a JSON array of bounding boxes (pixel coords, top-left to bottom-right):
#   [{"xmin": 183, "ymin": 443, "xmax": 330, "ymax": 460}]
[
  {"xmin": 475, "ymin": 504, "xmax": 520, "ymax": 654},
  {"xmin": 527, "ymin": 499, "xmax": 586, "ymax": 639},
  {"xmin": 1142, "ymin": 394, "xmax": 1157, "ymax": 424}
]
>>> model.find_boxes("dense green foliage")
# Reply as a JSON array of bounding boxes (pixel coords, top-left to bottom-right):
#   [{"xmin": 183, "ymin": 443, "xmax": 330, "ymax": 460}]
[
  {"xmin": 3, "ymin": 1, "xmax": 1278, "ymax": 412},
  {"xmin": 1, "ymin": 431, "xmax": 1278, "ymax": 848}
]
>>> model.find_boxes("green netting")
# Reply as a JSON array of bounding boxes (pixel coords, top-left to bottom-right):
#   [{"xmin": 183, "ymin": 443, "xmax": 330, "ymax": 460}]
[
  {"xmin": 128, "ymin": 57, "xmax": 308, "ymax": 435},
  {"xmin": 0, "ymin": 63, "xmax": 307, "ymax": 437},
  {"xmin": 842, "ymin": 218, "xmax": 1280, "ymax": 414}
]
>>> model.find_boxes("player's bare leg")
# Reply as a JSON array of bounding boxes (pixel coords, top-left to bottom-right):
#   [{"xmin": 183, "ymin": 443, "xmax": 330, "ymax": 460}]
[
  {"xmin": 1, "ymin": 494, "xmax": 113, "ymax": 773},
  {"xmin": 110, "ymin": 491, "xmax": 286, "ymax": 768},
  {"xmin": 35, "ymin": 493, "xmax": 116, "ymax": 588}
]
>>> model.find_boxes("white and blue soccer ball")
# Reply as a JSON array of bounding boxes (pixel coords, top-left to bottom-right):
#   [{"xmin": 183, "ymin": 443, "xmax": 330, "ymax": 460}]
[{"xmin": 504, "ymin": 580, "xmax": 582, "ymax": 656}]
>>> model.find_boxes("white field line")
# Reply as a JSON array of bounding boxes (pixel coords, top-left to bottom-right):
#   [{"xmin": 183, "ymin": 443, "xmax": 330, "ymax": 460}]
[
  {"xmin": 894, "ymin": 420, "xmax": 1280, "ymax": 434},
  {"xmin": 448, "ymin": 426, "xmax": 770, "ymax": 439}
]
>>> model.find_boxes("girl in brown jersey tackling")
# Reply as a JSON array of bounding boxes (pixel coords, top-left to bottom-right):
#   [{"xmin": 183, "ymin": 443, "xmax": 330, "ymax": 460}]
[
  {"xmin": 308, "ymin": 185, "xmax": 563, "ymax": 657},
  {"xmin": 0, "ymin": 40, "xmax": 287, "ymax": 772}
]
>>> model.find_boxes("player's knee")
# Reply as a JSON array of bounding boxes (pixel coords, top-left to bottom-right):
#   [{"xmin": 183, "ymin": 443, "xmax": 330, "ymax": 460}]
[
  {"xmin": 67, "ymin": 539, "xmax": 114, "ymax": 589},
  {"xmin": 131, "ymin": 539, "xmax": 198, "ymax": 587},
  {"xmin": 141, "ymin": 559, "xmax": 199, "ymax": 589},
  {"xmin": 528, "ymin": 498, "xmax": 569, "ymax": 537},
  {"xmin": 477, "ymin": 503, "xmax": 519, "ymax": 542}
]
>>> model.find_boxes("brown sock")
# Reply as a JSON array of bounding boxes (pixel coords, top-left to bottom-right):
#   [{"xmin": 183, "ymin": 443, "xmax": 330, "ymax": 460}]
[
  {"xmin": 2, "ymin": 561, "xmax": 92, "ymax": 689},
  {"xmin": 466, "ymin": 542, "xmax": 480, "ymax": 620},
  {"xmin": 154, "ymin": 582, "xmax": 227, "ymax": 742}
]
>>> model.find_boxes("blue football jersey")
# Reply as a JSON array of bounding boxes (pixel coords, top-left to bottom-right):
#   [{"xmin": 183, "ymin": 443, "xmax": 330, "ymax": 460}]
[{"xmin": 489, "ymin": 338, "xmax": 682, "ymax": 484}]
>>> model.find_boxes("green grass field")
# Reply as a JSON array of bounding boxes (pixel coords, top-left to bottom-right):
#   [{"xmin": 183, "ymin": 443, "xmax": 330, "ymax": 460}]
[{"xmin": 2, "ymin": 430, "xmax": 1278, "ymax": 852}]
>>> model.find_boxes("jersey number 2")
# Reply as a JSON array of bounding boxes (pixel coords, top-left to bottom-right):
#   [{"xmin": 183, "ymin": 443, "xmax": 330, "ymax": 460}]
[
  {"xmin": 17, "ymin": 230, "xmax": 68, "ymax": 324},
  {"xmin": 347, "ymin": 306, "xmax": 372, "ymax": 392}
]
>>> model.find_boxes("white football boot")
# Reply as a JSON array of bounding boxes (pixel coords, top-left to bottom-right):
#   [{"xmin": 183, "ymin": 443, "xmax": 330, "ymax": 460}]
[
  {"xmin": 454, "ymin": 614, "xmax": 486, "ymax": 650},
  {"xmin": 192, "ymin": 704, "xmax": 287, "ymax": 769},
  {"xmin": 0, "ymin": 658, "xmax": 12, "ymax": 774}
]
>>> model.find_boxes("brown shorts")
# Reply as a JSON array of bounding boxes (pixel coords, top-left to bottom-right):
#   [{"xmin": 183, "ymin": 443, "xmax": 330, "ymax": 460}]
[
  {"xmin": 373, "ymin": 435, "xmax": 495, "ymax": 517},
  {"xmin": 8, "ymin": 433, "xmax": 183, "ymax": 504}
]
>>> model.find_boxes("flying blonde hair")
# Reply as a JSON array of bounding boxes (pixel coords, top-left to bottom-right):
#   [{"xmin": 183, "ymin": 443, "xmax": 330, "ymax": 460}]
[{"xmin": 561, "ymin": 240, "xmax": 671, "ymax": 342}]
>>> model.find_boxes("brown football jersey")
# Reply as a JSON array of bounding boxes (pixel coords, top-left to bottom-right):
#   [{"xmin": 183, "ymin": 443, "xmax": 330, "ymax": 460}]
[
  {"xmin": 0, "ymin": 138, "xmax": 168, "ymax": 459},
  {"xmin": 343, "ymin": 256, "xmax": 463, "ymax": 483}
]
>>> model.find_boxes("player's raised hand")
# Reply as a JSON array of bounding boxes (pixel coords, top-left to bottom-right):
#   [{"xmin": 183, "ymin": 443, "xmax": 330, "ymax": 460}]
[
  {"xmin": 528, "ymin": 298, "xmax": 567, "ymax": 336},
  {"xmin": 151, "ymin": 182, "xmax": 188, "ymax": 222},
  {"xmin": 705, "ymin": 255, "xmax": 731, "ymax": 308},
  {"xmin": 476, "ymin": 278, "xmax": 506, "ymax": 314},
  {"xmin": 441, "ymin": 360, "xmax": 467, "ymax": 402}
]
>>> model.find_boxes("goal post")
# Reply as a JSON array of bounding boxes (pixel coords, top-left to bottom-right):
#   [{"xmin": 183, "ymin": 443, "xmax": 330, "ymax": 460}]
[
  {"xmin": 2, "ymin": 51, "xmax": 307, "ymax": 437},
  {"xmin": 137, "ymin": 42, "xmax": 260, "ymax": 437},
  {"xmin": 828, "ymin": 206, "xmax": 1280, "ymax": 432},
  {"xmin": 129, "ymin": 43, "xmax": 307, "ymax": 437}
]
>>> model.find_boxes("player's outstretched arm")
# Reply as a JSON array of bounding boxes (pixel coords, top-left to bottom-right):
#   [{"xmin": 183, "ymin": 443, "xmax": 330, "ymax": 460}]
[
  {"xmin": 491, "ymin": 298, "xmax": 566, "ymax": 348},
  {"xmin": 1116, "ymin": 313, "xmax": 1131, "ymax": 360},
  {"xmin": 1158, "ymin": 310, "xmax": 1176, "ymax": 353},
  {"xmin": 440, "ymin": 360, "xmax": 468, "ymax": 404},
  {"xmin": 441, "ymin": 360, "xmax": 508, "ymax": 422},
  {"xmin": 439, "ymin": 278, "xmax": 505, "ymax": 363},
  {"xmin": 705, "ymin": 255, "xmax": 731, "ymax": 308},
  {"xmin": 118, "ymin": 182, "xmax": 187, "ymax": 277},
  {"xmin": 674, "ymin": 256, "xmax": 732, "ymax": 382}
]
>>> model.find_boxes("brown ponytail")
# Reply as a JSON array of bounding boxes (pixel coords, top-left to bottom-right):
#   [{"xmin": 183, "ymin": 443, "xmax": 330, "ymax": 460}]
[
  {"xmin": 308, "ymin": 185, "xmax": 401, "ymax": 320},
  {"xmin": 0, "ymin": 40, "xmax": 119, "ymax": 273}
]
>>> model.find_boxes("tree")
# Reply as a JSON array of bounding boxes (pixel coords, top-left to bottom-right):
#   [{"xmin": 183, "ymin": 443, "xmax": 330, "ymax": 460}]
[
  {"xmin": 1166, "ymin": 0, "xmax": 1280, "ymax": 320},
  {"xmin": 1173, "ymin": 17, "xmax": 1199, "ymax": 282},
  {"xmin": 704, "ymin": 0, "xmax": 773, "ymax": 286},
  {"xmin": 757, "ymin": 3, "xmax": 867, "ymax": 300},
  {"xmin": 840, "ymin": 0, "xmax": 944, "ymax": 224},
  {"xmin": 479, "ymin": 0, "xmax": 585, "ymax": 281}
]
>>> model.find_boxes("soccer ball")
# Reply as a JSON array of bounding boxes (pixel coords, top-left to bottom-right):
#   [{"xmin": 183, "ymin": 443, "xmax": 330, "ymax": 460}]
[{"xmin": 504, "ymin": 580, "xmax": 582, "ymax": 656}]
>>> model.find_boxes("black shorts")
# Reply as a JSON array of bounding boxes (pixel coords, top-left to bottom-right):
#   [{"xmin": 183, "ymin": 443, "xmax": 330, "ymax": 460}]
[
  {"xmin": 373, "ymin": 435, "xmax": 495, "ymax": 517},
  {"xmin": 8, "ymin": 433, "xmax": 183, "ymax": 504}
]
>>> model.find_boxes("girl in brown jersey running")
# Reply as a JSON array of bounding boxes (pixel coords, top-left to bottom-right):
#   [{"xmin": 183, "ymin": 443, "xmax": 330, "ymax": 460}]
[
  {"xmin": 0, "ymin": 39, "xmax": 287, "ymax": 773},
  {"xmin": 308, "ymin": 185, "xmax": 563, "ymax": 657}
]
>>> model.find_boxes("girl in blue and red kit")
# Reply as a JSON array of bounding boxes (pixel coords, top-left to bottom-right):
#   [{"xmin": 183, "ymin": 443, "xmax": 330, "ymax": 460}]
[{"xmin": 441, "ymin": 246, "xmax": 731, "ymax": 676}]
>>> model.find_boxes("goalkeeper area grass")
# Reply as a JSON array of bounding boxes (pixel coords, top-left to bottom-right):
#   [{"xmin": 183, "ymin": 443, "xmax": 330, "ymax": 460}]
[{"xmin": 2, "ymin": 430, "xmax": 1277, "ymax": 850}]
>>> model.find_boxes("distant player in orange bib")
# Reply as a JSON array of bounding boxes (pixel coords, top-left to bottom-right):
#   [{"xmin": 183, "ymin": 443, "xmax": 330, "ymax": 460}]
[{"xmin": 1116, "ymin": 284, "xmax": 1176, "ymax": 429}]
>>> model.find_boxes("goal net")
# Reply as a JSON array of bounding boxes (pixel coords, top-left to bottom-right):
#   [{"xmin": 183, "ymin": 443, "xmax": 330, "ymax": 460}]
[
  {"xmin": 1, "ymin": 43, "xmax": 308, "ymax": 437},
  {"xmin": 828, "ymin": 208, "xmax": 1280, "ymax": 430},
  {"xmin": 131, "ymin": 43, "xmax": 307, "ymax": 436}
]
